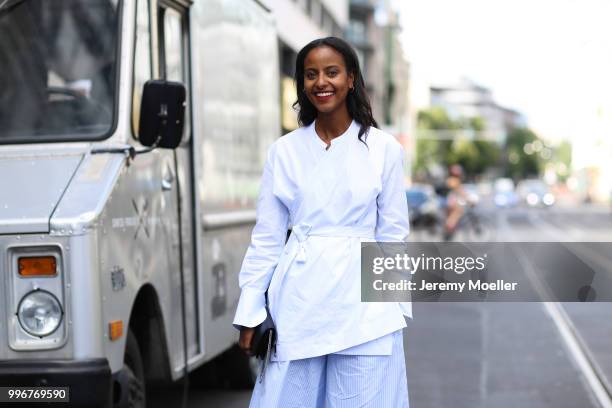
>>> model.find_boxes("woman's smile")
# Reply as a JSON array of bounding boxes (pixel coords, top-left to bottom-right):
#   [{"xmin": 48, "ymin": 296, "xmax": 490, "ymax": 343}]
[
  {"xmin": 303, "ymin": 46, "xmax": 353, "ymax": 115},
  {"xmin": 313, "ymin": 90, "xmax": 335, "ymax": 103}
]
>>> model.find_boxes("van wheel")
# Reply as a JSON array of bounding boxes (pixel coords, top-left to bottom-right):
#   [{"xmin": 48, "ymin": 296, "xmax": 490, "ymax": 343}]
[{"xmin": 114, "ymin": 331, "xmax": 146, "ymax": 408}]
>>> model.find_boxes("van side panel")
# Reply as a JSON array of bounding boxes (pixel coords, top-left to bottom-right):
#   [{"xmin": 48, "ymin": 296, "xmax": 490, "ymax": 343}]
[
  {"xmin": 190, "ymin": 0, "xmax": 281, "ymax": 363},
  {"xmin": 96, "ymin": 149, "xmax": 183, "ymax": 375},
  {"xmin": 50, "ymin": 148, "xmax": 184, "ymax": 377}
]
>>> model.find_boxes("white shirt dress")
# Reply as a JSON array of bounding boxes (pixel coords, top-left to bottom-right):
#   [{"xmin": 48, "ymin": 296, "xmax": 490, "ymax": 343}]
[{"xmin": 233, "ymin": 120, "xmax": 412, "ymax": 362}]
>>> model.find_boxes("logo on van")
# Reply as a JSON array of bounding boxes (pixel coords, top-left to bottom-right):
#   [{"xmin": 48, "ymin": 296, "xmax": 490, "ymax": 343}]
[{"xmin": 132, "ymin": 198, "xmax": 150, "ymax": 239}]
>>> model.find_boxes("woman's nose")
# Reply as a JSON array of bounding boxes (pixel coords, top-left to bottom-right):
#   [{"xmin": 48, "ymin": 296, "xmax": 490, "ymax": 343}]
[{"xmin": 315, "ymin": 74, "xmax": 327, "ymax": 88}]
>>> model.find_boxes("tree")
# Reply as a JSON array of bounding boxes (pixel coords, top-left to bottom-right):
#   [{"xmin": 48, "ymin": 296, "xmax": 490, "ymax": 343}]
[
  {"xmin": 504, "ymin": 127, "xmax": 542, "ymax": 179},
  {"xmin": 415, "ymin": 107, "xmax": 501, "ymax": 178},
  {"xmin": 552, "ymin": 140, "xmax": 572, "ymax": 181},
  {"xmin": 556, "ymin": 140, "xmax": 572, "ymax": 166},
  {"xmin": 473, "ymin": 140, "xmax": 501, "ymax": 175},
  {"xmin": 417, "ymin": 107, "xmax": 460, "ymax": 130},
  {"xmin": 414, "ymin": 107, "xmax": 456, "ymax": 176},
  {"xmin": 447, "ymin": 138, "xmax": 480, "ymax": 175}
]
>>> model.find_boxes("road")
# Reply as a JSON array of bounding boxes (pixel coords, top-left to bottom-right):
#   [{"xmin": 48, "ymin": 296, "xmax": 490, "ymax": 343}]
[{"xmin": 182, "ymin": 202, "xmax": 612, "ymax": 407}]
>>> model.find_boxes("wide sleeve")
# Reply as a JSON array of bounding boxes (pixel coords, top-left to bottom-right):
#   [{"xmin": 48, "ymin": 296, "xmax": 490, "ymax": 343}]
[
  {"xmin": 375, "ymin": 142, "xmax": 410, "ymax": 242},
  {"xmin": 232, "ymin": 142, "xmax": 290, "ymax": 330},
  {"xmin": 375, "ymin": 141, "xmax": 413, "ymax": 318}
]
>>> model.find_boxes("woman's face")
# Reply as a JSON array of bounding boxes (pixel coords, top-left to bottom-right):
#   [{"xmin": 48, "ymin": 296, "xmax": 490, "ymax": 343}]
[{"xmin": 303, "ymin": 46, "xmax": 354, "ymax": 116}]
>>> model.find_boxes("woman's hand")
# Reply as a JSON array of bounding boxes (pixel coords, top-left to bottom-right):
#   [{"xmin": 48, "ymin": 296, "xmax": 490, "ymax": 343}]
[{"xmin": 239, "ymin": 327, "xmax": 255, "ymax": 355}]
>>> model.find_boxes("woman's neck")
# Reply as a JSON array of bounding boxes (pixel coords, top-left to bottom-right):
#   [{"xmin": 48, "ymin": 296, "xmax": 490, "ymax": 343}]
[{"xmin": 315, "ymin": 110, "xmax": 353, "ymax": 143}]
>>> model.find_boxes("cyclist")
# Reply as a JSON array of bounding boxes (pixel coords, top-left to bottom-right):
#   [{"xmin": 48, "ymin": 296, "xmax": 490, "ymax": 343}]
[{"xmin": 444, "ymin": 164, "xmax": 468, "ymax": 241}]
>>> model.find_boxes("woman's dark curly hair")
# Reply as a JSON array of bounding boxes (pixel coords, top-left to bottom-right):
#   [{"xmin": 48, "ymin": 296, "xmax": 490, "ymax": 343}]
[{"xmin": 292, "ymin": 37, "xmax": 378, "ymax": 144}]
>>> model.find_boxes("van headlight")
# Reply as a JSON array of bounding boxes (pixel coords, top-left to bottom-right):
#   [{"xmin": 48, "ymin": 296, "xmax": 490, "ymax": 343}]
[{"xmin": 17, "ymin": 290, "xmax": 63, "ymax": 337}]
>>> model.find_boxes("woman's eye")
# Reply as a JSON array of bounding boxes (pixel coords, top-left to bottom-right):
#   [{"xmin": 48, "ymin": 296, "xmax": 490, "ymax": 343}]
[
  {"xmin": 327, "ymin": 71, "xmax": 338, "ymax": 77},
  {"xmin": 306, "ymin": 72, "xmax": 317, "ymax": 80}
]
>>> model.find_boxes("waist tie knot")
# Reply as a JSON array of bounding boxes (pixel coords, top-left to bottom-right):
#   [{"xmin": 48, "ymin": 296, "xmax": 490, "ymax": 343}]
[
  {"xmin": 289, "ymin": 223, "xmax": 375, "ymax": 264},
  {"xmin": 292, "ymin": 223, "xmax": 312, "ymax": 263}
]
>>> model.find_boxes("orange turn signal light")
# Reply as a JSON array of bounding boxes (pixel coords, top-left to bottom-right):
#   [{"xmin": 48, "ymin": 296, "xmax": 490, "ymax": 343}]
[
  {"xmin": 18, "ymin": 256, "xmax": 57, "ymax": 277},
  {"xmin": 109, "ymin": 320, "xmax": 124, "ymax": 341}
]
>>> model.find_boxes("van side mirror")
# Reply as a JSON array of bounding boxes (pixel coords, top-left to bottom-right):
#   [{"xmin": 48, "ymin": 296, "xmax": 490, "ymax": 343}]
[{"xmin": 138, "ymin": 80, "xmax": 186, "ymax": 149}]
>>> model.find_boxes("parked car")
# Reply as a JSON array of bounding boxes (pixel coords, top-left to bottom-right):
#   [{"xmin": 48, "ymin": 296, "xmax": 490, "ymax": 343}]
[
  {"xmin": 517, "ymin": 179, "xmax": 555, "ymax": 207},
  {"xmin": 406, "ymin": 185, "xmax": 441, "ymax": 228},
  {"xmin": 493, "ymin": 178, "xmax": 519, "ymax": 207}
]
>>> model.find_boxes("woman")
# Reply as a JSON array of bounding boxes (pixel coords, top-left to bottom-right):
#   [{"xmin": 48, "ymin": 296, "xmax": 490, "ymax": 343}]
[{"xmin": 233, "ymin": 37, "xmax": 411, "ymax": 407}]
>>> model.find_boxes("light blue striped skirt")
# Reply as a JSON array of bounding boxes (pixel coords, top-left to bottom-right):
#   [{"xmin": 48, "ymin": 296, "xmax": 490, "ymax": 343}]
[{"xmin": 249, "ymin": 329, "xmax": 409, "ymax": 408}]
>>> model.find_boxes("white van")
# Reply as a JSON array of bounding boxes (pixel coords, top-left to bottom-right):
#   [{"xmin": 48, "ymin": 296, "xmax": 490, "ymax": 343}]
[{"xmin": 0, "ymin": 0, "xmax": 280, "ymax": 406}]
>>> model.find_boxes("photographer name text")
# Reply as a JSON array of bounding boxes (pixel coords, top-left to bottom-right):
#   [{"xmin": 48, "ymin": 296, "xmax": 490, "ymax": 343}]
[{"xmin": 372, "ymin": 279, "xmax": 518, "ymax": 292}]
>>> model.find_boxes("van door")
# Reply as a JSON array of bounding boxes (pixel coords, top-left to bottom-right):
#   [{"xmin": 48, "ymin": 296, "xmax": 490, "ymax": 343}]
[{"xmin": 156, "ymin": 1, "xmax": 200, "ymax": 361}]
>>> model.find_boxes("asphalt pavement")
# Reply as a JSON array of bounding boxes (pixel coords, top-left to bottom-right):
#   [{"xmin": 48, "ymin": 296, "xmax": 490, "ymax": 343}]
[{"xmin": 184, "ymin": 202, "xmax": 612, "ymax": 408}]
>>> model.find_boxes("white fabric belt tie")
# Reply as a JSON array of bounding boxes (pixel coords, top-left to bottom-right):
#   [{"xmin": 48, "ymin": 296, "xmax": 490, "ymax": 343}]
[{"xmin": 289, "ymin": 223, "xmax": 375, "ymax": 263}]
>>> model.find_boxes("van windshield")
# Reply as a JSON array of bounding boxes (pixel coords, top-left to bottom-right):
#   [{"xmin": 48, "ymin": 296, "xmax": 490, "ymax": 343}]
[{"xmin": 0, "ymin": 0, "xmax": 120, "ymax": 143}]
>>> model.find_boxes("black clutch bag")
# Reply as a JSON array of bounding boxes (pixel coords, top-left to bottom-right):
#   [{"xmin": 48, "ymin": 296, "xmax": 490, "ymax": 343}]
[
  {"xmin": 251, "ymin": 305, "xmax": 276, "ymax": 382},
  {"xmin": 251, "ymin": 305, "xmax": 276, "ymax": 359}
]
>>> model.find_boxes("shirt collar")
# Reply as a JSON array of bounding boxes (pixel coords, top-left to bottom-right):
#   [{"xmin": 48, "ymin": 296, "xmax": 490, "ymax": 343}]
[{"xmin": 309, "ymin": 119, "xmax": 358, "ymax": 150}]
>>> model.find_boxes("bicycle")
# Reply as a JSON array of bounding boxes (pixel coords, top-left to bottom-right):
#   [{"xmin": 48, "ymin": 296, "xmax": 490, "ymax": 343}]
[{"xmin": 443, "ymin": 203, "xmax": 495, "ymax": 242}]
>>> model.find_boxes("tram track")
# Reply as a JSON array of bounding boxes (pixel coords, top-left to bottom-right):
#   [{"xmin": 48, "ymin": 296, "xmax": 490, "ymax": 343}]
[{"xmin": 511, "ymin": 212, "xmax": 612, "ymax": 408}]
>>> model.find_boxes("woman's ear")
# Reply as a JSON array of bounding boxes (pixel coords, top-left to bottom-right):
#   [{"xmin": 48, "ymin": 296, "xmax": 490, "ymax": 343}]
[{"xmin": 348, "ymin": 73, "xmax": 354, "ymax": 91}]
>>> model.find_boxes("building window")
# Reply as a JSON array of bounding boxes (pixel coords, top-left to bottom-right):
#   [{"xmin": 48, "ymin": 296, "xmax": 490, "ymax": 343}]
[
  {"xmin": 347, "ymin": 20, "xmax": 366, "ymax": 44},
  {"xmin": 280, "ymin": 43, "xmax": 296, "ymax": 77},
  {"xmin": 295, "ymin": 0, "xmax": 308, "ymax": 12}
]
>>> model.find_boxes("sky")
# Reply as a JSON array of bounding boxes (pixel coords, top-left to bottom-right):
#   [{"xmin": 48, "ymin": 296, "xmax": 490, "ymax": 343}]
[{"xmin": 395, "ymin": 0, "xmax": 612, "ymax": 143}]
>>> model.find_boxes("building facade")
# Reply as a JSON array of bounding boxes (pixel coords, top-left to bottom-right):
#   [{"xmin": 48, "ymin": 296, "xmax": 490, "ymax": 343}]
[
  {"xmin": 347, "ymin": 0, "xmax": 411, "ymax": 162},
  {"xmin": 262, "ymin": 0, "xmax": 411, "ymax": 147},
  {"xmin": 262, "ymin": 0, "xmax": 349, "ymax": 133},
  {"xmin": 429, "ymin": 78, "xmax": 524, "ymax": 144}
]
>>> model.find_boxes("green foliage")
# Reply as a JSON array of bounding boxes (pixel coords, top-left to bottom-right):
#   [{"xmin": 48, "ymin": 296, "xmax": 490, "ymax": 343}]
[
  {"xmin": 504, "ymin": 127, "xmax": 542, "ymax": 179},
  {"xmin": 414, "ymin": 107, "xmax": 500, "ymax": 178},
  {"xmin": 417, "ymin": 107, "xmax": 460, "ymax": 130},
  {"xmin": 414, "ymin": 138, "xmax": 440, "ymax": 173},
  {"xmin": 445, "ymin": 139, "xmax": 501, "ymax": 177},
  {"xmin": 415, "ymin": 108, "xmax": 553, "ymax": 181},
  {"xmin": 447, "ymin": 139, "xmax": 480, "ymax": 174},
  {"xmin": 553, "ymin": 140, "xmax": 572, "ymax": 181},
  {"xmin": 556, "ymin": 140, "xmax": 572, "ymax": 167},
  {"xmin": 473, "ymin": 140, "xmax": 501, "ymax": 174},
  {"xmin": 469, "ymin": 117, "xmax": 485, "ymax": 132}
]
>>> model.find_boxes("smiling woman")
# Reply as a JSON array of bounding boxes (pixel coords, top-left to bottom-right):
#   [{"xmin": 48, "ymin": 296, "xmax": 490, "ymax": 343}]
[
  {"xmin": 234, "ymin": 37, "xmax": 411, "ymax": 408},
  {"xmin": 303, "ymin": 46, "xmax": 354, "ymax": 122},
  {"xmin": 292, "ymin": 37, "xmax": 378, "ymax": 146}
]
